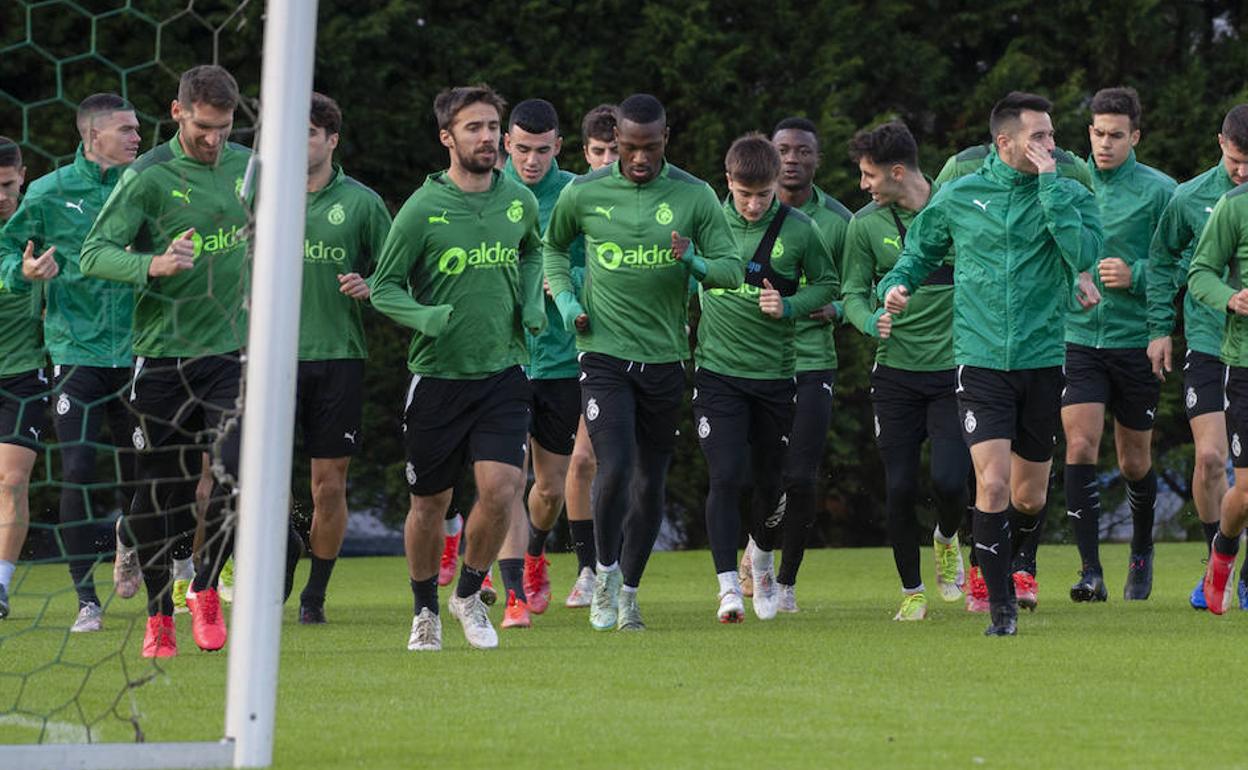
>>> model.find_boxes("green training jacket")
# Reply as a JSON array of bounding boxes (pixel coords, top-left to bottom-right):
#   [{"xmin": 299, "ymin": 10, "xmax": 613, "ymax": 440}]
[
  {"xmin": 1066, "ymin": 151, "xmax": 1175, "ymax": 350},
  {"xmin": 696, "ymin": 198, "xmax": 837, "ymax": 380},
  {"xmin": 1187, "ymin": 183, "xmax": 1248, "ymax": 367},
  {"xmin": 0, "ymin": 268, "xmax": 42, "ymax": 378},
  {"xmin": 878, "ymin": 147, "xmax": 1102, "ymax": 370},
  {"xmin": 793, "ymin": 185, "xmax": 851, "ymax": 373},
  {"xmin": 842, "ymin": 179, "xmax": 955, "ymax": 372},
  {"xmin": 0, "ymin": 145, "xmax": 132, "ymax": 367},
  {"xmin": 370, "ymin": 170, "xmax": 545, "ymax": 379},
  {"xmin": 544, "ymin": 161, "xmax": 743, "ymax": 364},
  {"xmin": 300, "ymin": 167, "xmax": 391, "ymax": 361},
  {"xmin": 80, "ymin": 135, "xmax": 251, "ymax": 358},
  {"xmin": 1147, "ymin": 162, "xmax": 1234, "ymax": 357}
]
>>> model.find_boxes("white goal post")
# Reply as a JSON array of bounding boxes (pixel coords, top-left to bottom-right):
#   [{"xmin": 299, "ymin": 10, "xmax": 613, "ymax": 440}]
[{"xmin": 0, "ymin": 0, "xmax": 318, "ymax": 767}]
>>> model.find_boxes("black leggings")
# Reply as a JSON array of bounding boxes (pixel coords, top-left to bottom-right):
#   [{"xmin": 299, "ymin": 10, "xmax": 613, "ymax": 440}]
[
  {"xmin": 779, "ymin": 370, "xmax": 835, "ymax": 585},
  {"xmin": 881, "ymin": 436, "xmax": 969, "ymax": 590}
]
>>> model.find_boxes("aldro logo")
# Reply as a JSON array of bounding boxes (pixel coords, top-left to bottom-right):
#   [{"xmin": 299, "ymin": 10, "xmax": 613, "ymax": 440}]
[
  {"xmin": 655, "ymin": 202, "xmax": 673, "ymax": 225},
  {"xmin": 328, "ymin": 203, "xmax": 346, "ymax": 225},
  {"xmin": 594, "ymin": 241, "xmax": 678, "ymax": 271},
  {"xmin": 189, "ymin": 226, "xmax": 244, "ymax": 259},
  {"xmin": 506, "ymin": 199, "xmax": 525, "ymax": 223},
  {"xmin": 438, "ymin": 242, "xmax": 519, "ymax": 275},
  {"xmin": 305, "ymin": 240, "xmax": 347, "ymax": 263}
]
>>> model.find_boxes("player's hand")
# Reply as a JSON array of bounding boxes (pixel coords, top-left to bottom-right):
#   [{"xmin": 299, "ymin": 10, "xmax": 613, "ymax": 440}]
[
  {"xmin": 337, "ymin": 272, "xmax": 370, "ymax": 300},
  {"xmin": 671, "ymin": 231, "xmax": 691, "ymax": 262},
  {"xmin": 1026, "ymin": 141, "xmax": 1057, "ymax": 174},
  {"xmin": 573, "ymin": 313, "xmax": 589, "ymax": 333},
  {"xmin": 1098, "ymin": 257, "xmax": 1132, "ymax": 289},
  {"xmin": 877, "ymin": 311, "xmax": 893, "ymax": 339},
  {"xmin": 21, "ymin": 240, "xmax": 58, "ymax": 281},
  {"xmin": 1075, "ymin": 271, "xmax": 1101, "ymax": 309},
  {"xmin": 808, "ymin": 304, "xmax": 837, "ymax": 323},
  {"xmin": 884, "ymin": 285, "xmax": 910, "ymax": 314},
  {"xmin": 1147, "ymin": 336, "xmax": 1172, "ymax": 382},
  {"xmin": 1229, "ymin": 288, "xmax": 1248, "ymax": 316},
  {"xmin": 758, "ymin": 279, "xmax": 784, "ymax": 319},
  {"xmin": 149, "ymin": 228, "xmax": 196, "ymax": 277},
  {"xmin": 543, "ymin": 277, "xmax": 553, "ymax": 299}
]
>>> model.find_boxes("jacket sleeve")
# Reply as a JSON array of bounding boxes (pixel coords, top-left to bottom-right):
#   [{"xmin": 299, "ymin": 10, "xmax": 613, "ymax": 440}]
[
  {"xmin": 784, "ymin": 224, "xmax": 838, "ymax": 318},
  {"xmin": 80, "ymin": 168, "xmax": 155, "ymax": 285},
  {"xmin": 362, "ymin": 196, "xmax": 393, "ymax": 279},
  {"xmin": 1188, "ymin": 196, "xmax": 1240, "ymax": 314},
  {"xmin": 543, "ymin": 184, "xmax": 578, "ymax": 299},
  {"xmin": 0, "ymin": 191, "xmax": 44, "ymax": 294},
  {"xmin": 1038, "ymin": 173, "xmax": 1101, "ymax": 275},
  {"xmin": 369, "ymin": 204, "xmax": 452, "ymax": 336},
  {"xmin": 877, "ymin": 192, "xmax": 951, "ymax": 299},
  {"xmin": 841, "ymin": 215, "xmax": 881, "ymax": 336},
  {"xmin": 1146, "ymin": 194, "xmax": 1187, "ymax": 339},
  {"xmin": 689, "ymin": 185, "xmax": 744, "ymax": 289},
  {"xmin": 518, "ymin": 201, "xmax": 546, "ymax": 335}
]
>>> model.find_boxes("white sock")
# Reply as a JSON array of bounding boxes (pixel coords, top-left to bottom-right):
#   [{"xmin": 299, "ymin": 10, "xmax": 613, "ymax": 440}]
[
  {"xmin": 752, "ymin": 548, "xmax": 774, "ymax": 573},
  {"xmin": 717, "ymin": 570, "xmax": 740, "ymax": 596},
  {"xmin": 933, "ymin": 525, "xmax": 955, "ymax": 544},
  {"xmin": 0, "ymin": 559, "xmax": 13, "ymax": 590},
  {"xmin": 620, "ymin": 584, "xmax": 637, "ymax": 595},
  {"xmin": 904, "ymin": 584, "xmax": 926, "ymax": 595},
  {"xmin": 597, "ymin": 560, "xmax": 619, "ymax": 573},
  {"xmin": 443, "ymin": 513, "xmax": 463, "ymax": 537},
  {"xmin": 172, "ymin": 557, "xmax": 195, "ymax": 581}
]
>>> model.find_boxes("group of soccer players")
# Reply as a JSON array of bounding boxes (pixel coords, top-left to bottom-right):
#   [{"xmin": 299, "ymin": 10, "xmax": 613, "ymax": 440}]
[{"xmin": 4, "ymin": 63, "xmax": 1248, "ymax": 656}]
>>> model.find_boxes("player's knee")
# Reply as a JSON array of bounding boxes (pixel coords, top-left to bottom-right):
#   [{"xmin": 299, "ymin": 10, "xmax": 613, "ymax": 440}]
[
  {"xmin": 1194, "ymin": 445, "xmax": 1226, "ymax": 481},
  {"xmin": 1118, "ymin": 454, "xmax": 1152, "ymax": 482},
  {"xmin": 1064, "ymin": 434, "xmax": 1098, "ymax": 464},
  {"xmin": 311, "ymin": 475, "xmax": 347, "ymax": 508},
  {"xmin": 1012, "ymin": 491, "xmax": 1047, "ymax": 516},
  {"xmin": 567, "ymin": 450, "xmax": 596, "ymax": 483},
  {"xmin": 976, "ymin": 478, "xmax": 1010, "ymax": 510}
]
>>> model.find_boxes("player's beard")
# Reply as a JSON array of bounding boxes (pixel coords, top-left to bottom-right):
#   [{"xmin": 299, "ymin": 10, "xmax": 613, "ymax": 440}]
[{"xmin": 456, "ymin": 143, "xmax": 495, "ymax": 175}]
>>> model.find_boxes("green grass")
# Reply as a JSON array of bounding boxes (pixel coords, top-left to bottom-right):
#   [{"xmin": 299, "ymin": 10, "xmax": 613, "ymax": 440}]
[{"xmin": 1, "ymin": 542, "xmax": 1244, "ymax": 769}]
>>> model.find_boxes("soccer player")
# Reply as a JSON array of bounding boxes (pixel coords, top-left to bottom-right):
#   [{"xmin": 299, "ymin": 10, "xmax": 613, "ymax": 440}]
[
  {"xmin": 0, "ymin": 136, "xmax": 43, "ymax": 622},
  {"xmin": 544, "ymin": 93, "xmax": 742, "ymax": 631},
  {"xmin": 879, "ymin": 92, "xmax": 1103, "ymax": 636},
  {"xmin": 1188, "ymin": 170, "xmax": 1248, "ymax": 614},
  {"xmin": 842, "ymin": 121, "xmax": 969, "ymax": 621},
  {"xmin": 1146, "ymin": 104, "xmax": 1248, "ymax": 609},
  {"xmin": 0, "ymin": 94, "xmax": 141, "ymax": 633},
  {"xmin": 1063, "ymin": 88, "xmax": 1175, "ymax": 603},
  {"xmin": 293, "ymin": 93, "xmax": 392, "ymax": 624},
  {"xmin": 370, "ymin": 85, "xmax": 545, "ymax": 652},
  {"xmin": 81, "ymin": 64, "xmax": 251, "ymax": 657},
  {"xmin": 696, "ymin": 133, "xmax": 836, "ymax": 623}
]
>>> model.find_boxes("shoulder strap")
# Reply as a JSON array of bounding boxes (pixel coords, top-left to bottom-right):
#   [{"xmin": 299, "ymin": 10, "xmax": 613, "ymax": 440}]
[{"xmin": 743, "ymin": 204, "xmax": 799, "ymax": 296}]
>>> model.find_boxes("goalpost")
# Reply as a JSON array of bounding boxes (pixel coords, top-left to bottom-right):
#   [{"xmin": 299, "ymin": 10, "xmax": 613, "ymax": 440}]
[{"xmin": 0, "ymin": 0, "xmax": 317, "ymax": 767}]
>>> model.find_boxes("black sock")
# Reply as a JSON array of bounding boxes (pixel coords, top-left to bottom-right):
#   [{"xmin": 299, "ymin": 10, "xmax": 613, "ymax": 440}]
[
  {"xmin": 1065, "ymin": 463, "xmax": 1101, "ymax": 571},
  {"xmin": 1127, "ymin": 469, "xmax": 1157, "ymax": 554},
  {"xmin": 456, "ymin": 563, "xmax": 488, "ymax": 599},
  {"xmin": 778, "ymin": 482, "xmax": 816, "ymax": 587},
  {"xmin": 1214, "ymin": 530, "xmax": 1241, "ymax": 557},
  {"xmin": 569, "ymin": 519, "xmax": 596, "ymax": 572},
  {"xmin": 526, "ymin": 526, "xmax": 549, "ymax": 559},
  {"xmin": 972, "ymin": 508, "xmax": 1012, "ymax": 603},
  {"xmin": 411, "ymin": 577, "xmax": 438, "ymax": 615},
  {"xmin": 1009, "ymin": 503, "xmax": 1046, "ymax": 576},
  {"xmin": 1204, "ymin": 521, "xmax": 1221, "ymax": 554},
  {"xmin": 300, "ymin": 555, "xmax": 336, "ymax": 608},
  {"xmin": 499, "ymin": 557, "xmax": 526, "ymax": 603}
]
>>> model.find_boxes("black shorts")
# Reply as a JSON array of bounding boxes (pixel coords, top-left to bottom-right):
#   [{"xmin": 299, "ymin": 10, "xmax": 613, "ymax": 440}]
[
  {"xmin": 1061, "ymin": 343, "xmax": 1160, "ymax": 431},
  {"xmin": 1225, "ymin": 367, "xmax": 1248, "ymax": 469},
  {"xmin": 296, "ymin": 359, "xmax": 364, "ymax": 458},
  {"xmin": 785, "ymin": 369, "xmax": 835, "ymax": 482},
  {"xmin": 1183, "ymin": 349, "xmax": 1227, "ymax": 420},
  {"xmin": 529, "ymin": 377, "xmax": 579, "ymax": 455},
  {"xmin": 579, "ymin": 353, "xmax": 684, "ymax": 454},
  {"xmin": 870, "ymin": 363, "xmax": 960, "ymax": 450},
  {"xmin": 401, "ymin": 365, "xmax": 530, "ymax": 496},
  {"xmin": 129, "ymin": 354, "xmax": 243, "ymax": 457},
  {"xmin": 51, "ymin": 363, "xmax": 132, "ymax": 446},
  {"xmin": 0, "ymin": 368, "xmax": 49, "ymax": 451},
  {"xmin": 692, "ymin": 369, "xmax": 795, "ymax": 485},
  {"xmin": 955, "ymin": 365, "xmax": 1062, "ymax": 463}
]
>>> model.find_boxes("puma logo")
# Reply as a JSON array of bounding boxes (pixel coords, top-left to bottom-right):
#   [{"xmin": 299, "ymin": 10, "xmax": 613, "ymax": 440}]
[
  {"xmin": 343, "ymin": 431, "xmax": 357, "ymax": 445},
  {"xmin": 1067, "ymin": 509, "xmax": 1083, "ymax": 520},
  {"xmin": 428, "ymin": 211, "xmax": 449, "ymax": 224},
  {"xmin": 64, "ymin": 199, "xmax": 85, "ymax": 214},
  {"xmin": 883, "ymin": 235, "xmax": 902, "ymax": 250},
  {"xmin": 594, "ymin": 205, "xmax": 615, "ymax": 221},
  {"xmin": 1205, "ymin": 206, "xmax": 1215, "ymax": 214},
  {"xmin": 821, "ymin": 382, "xmax": 834, "ymax": 396},
  {"xmin": 972, "ymin": 199, "xmax": 991, "ymax": 212},
  {"xmin": 171, "ymin": 188, "xmax": 192, "ymax": 204},
  {"xmin": 27, "ymin": 426, "xmax": 40, "ymax": 440},
  {"xmin": 975, "ymin": 541, "xmax": 1000, "ymax": 555}
]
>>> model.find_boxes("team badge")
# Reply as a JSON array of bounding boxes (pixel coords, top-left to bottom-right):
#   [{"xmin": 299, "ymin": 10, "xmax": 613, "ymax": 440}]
[
  {"xmin": 507, "ymin": 199, "xmax": 525, "ymax": 223},
  {"xmin": 1235, "ymin": 434, "xmax": 1242, "ymax": 459},
  {"xmin": 56, "ymin": 393, "xmax": 70, "ymax": 416},
  {"xmin": 405, "ymin": 462, "xmax": 418, "ymax": 486},
  {"xmin": 771, "ymin": 237, "xmax": 784, "ymax": 259},
  {"xmin": 586, "ymin": 398, "xmax": 600, "ymax": 422},
  {"xmin": 1186, "ymin": 387, "xmax": 1198, "ymax": 410},
  {"xmin": 964, "ymin": 410, "xmax": 977, "ymax": 434},
  {"xmin": 874, "ymin": 414, "xmax": 881, "ymax": 438},
  {"xmin": 697, "ymin": 416, "xmax": 711, "ymax": 438},
  {"xmin": 328, "ymin": 203, "xmax": 346, "ymax": 225},
  {"xmin": 131, "ymin": 426, "xmax": 147, "ymax": 450},
  {"xmin": 655, "ymin": 202, "xmax": 673, "ymax": 225}
]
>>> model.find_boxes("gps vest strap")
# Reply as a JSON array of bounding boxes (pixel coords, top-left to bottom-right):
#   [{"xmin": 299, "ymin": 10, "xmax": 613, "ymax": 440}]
[
  {"xmin": 890, "ymin": 205, "xmax": 953, "ymax": 286},
  {"xmin": 744, "ymin": 204, "xmax": 799, "ymax": 296}
]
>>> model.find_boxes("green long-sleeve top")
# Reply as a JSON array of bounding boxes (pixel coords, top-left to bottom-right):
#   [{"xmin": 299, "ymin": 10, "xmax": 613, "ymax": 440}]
[
  {"xmin": 1147, "ymin": 162, "xmax": 1234, "ymax": 356},
  {"xmin": 695, "ymin": 198, "xmax": 837, "ymax": 379},
  {"xmin": 503, "ymin": 157, "xmax": 584, "ymax": 380},
  {"xmin": 80, "ymin": 135, "xmax": 251, "ymax": 358},
  {"xmin": 877, "ymin": 148, "xmax": 1103, "ymax": 370},
  {"xmin": 370, "ymin": 170, "xmax": 546, "ymax": 379},
  {"xmin": 1187, "ymin": 183, "xmax": 1248, "ymax": 367},
  {"xmin": 0, "ymin": 145, "xmax": 132, "ymax": 367},
  {"xmin": 842, "ymin": 180, "xmax": 955, "ymax": 372},
  {"xmin": 300, "ymin": 167, "xmax": 392, "ymax": 361},
  {"xmin": 543, "ymin": 161, "xmax": 743, "ymax": 364},
  {"xmin": 935, "ymin": 143, "xmax": 1094, "ymax": 192},
  {"xmin": 1067, "ymin": 151, "xmax": 1175, "ymax": 350},
  {"xmin": 0, "ymin": 267, "xmax": 42, "ymax": 378},
  {"xmin": 793, "ymin": 185, "xmax": 851, "ymax": 372}
]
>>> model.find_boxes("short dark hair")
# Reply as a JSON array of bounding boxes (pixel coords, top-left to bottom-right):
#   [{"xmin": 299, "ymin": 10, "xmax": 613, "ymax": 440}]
[
  {"xmin": 0, "ymin": 136, "xmax": 21, "ymax": 169},
  {"xmin": 310, "ymin": 92, "xmax": 342, "ymax": 136},
  {"xmin": 433, "ymin": 84, "xmax": 506, "ymax": 131},
  {"xmin": 1223, "ymin": 104, "xmax": 1248, "ymax": 153},
  {"xmin": 581, "ymin": 104, "xmax": 618, "ymax": 143},
  {"xmin": 1090, "ymin": 87, "xmax": 1142, "ymax": 130},
  {"xmin": 989, "ymin": 91, "xmax": 1052, "ymax": 138},
  {"xmin": 177, "ymin": 64, "xmax": 240, "ymax": 111},
  {"xmin": 848, "ymin": 120, "xmax": 919, "ymax": 169},
  {"xmin": 77, "ymin": 93, "xmax": 132, "ymax": 134},
  {"xmin": 772, "ymin": 116, "xmax": 819, "ymax": 144},
  {"xmin": 619, "ymin": 94, "xmax": 665, "ymax": 126},
  {"xmin": 725, "ymin": 132, "xmax": 781, "ymax": 186},
  {"xmin": 509, "ymin": 98, "xmax": 559, "ymax": 134}
]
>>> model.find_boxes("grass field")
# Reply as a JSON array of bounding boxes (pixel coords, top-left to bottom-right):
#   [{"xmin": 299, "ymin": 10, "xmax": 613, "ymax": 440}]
[{"xmin": 0, "ymin": 542, "xmax": 1244, "ymax": 769}]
